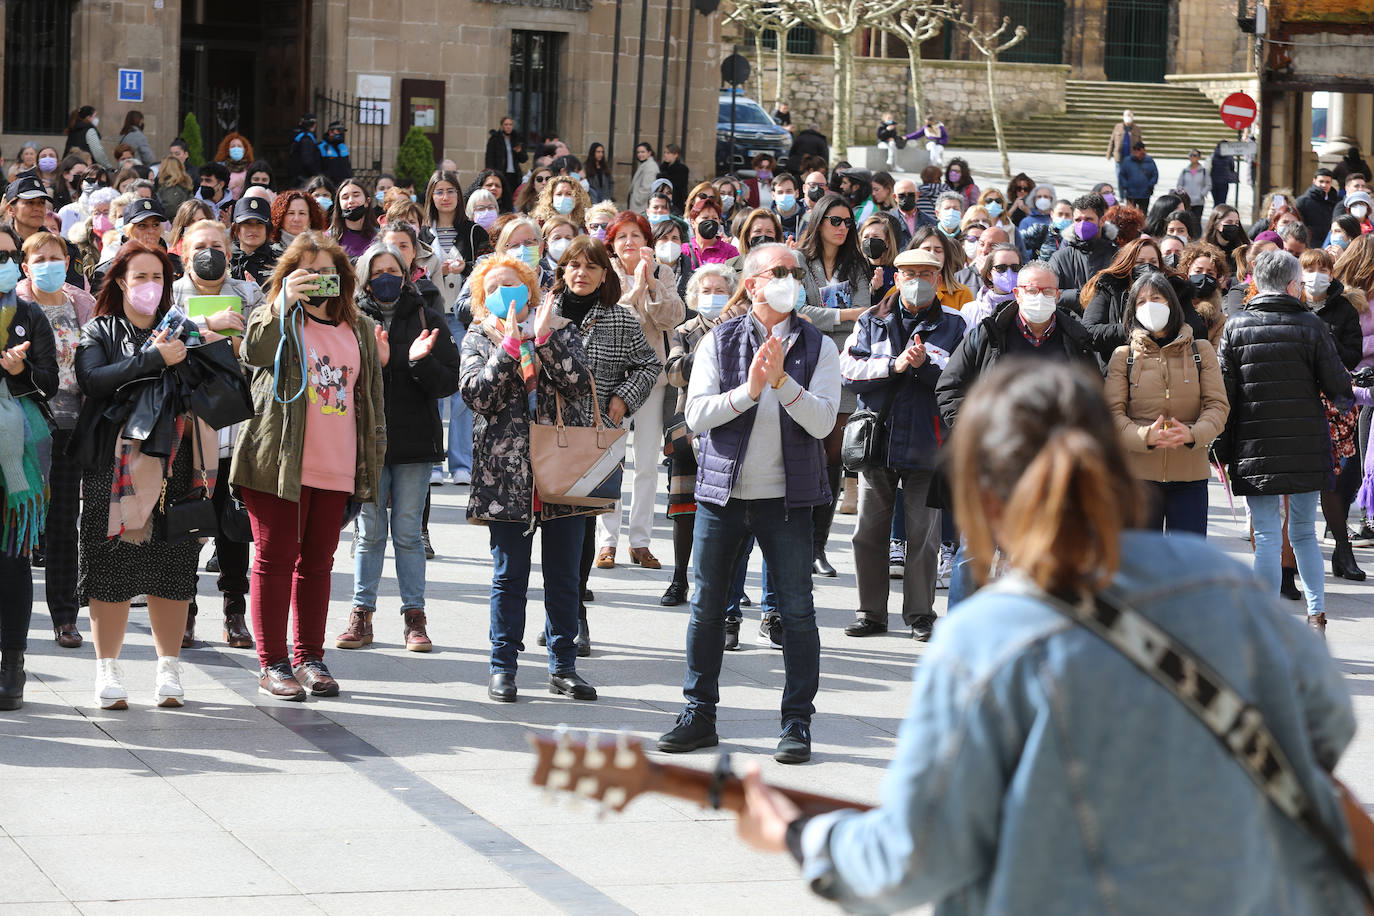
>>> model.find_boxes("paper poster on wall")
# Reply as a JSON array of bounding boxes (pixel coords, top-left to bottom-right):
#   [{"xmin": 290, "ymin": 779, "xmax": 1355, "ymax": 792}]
[
  {"xmin": 412, "ymin": 100, "xmax": 438, "ymax": 129},
  {"xmin": 360, "ymin": 100, "xmax": 391, "ymax": 125}
]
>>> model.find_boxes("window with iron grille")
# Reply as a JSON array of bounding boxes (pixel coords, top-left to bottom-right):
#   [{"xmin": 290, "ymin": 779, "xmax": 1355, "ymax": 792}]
[
  {"xmin": 998, "ymin": 0, "xmax": 1064, "ymax": 65},
  {"xmin": 760, "ymin": 24, "xmax": 817, "ymax": 55},
  {"xmin": 4, "ymin": 0, "xmax": 75, "ymax": 134},
  {"xmin": 510, "ymin": 30, "xmax": 562, "ymax": 146}
]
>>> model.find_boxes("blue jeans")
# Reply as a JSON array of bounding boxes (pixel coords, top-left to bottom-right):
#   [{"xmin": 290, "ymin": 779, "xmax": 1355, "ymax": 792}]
[
  {"xmin": 352, "ymin": 462, "xmax": 431, "ymax": 612},
  {"xmin": 1147, "ymin": 480, "xmax": 1209, "ymax": 537},
  {"xmin": 685, "ymin": 499, "xmax": 818, "ymax": 725},
  {"xmin": 446, "ymin": 316, "xmax": 474, "ymax": 475},
  {"xmin": 947, "ymin": 539, "xmax": 977, "ymax": 610},
  {"xmin": 1249, "ymin": 491, "xmax": 1323, "ymax": 616},
  {"xmin": 487, "ymin": 514, "xmax": 583, "ymax": 674},
  {"xmin": 726, "ymin": 537, "xmax": 777, "ymax": 619}
]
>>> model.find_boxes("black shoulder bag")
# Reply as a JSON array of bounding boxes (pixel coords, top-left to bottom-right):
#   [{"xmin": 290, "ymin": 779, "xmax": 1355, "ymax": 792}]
[{"xmin": 154, "ymin": 407, "xmax": 219, "ymax": 545}]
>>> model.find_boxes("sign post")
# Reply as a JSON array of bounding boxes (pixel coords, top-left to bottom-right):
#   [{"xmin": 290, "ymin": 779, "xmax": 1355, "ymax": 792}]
[
  {"xmin": 1219, "ymin": 92, "xmax": 1258, "ymax": 214},
  {"xmin": 117, "ymin": 69, "xmax": 143, "ymax": 103},
  {"xmin": 720, "ymin": 49, "xmax": 751, "ymax": 172}
]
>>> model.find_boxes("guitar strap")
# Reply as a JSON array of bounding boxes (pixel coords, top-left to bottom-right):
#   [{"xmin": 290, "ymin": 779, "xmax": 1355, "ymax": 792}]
[{"xmin": 988, "ymin": 575, "xmax": 1374, "ymax": 907}]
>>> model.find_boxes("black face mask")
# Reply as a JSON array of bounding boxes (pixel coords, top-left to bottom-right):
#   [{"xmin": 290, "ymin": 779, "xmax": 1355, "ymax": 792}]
[
  {"xmin": 696, "ymin": 219, "xmax": 719, "ymax": 240},
  {"xmin": 192, "ymin": 247, "xmax": 227, "ymax": 282},
  {"xmin": 1190, "ymin": 273, "xmax": 1218, "ymax": 297},
  {"xmin": 342, "ymin": 204, "xmax": 368, "ymax": 222},
  {"xmin": 1132, "ymin": 262, "xmax": 1159, "ymax": 281},
  {"xmin": 897, "ymin": 193, "xmax": 917, "ymax": 212},
  {"xmin": 860, "ymin": 237, "xmax": 888, "ymax": 260},
  {"xmin": 806, "ymin": 185, "xmax": 825, "ymax": 203},
  {"xmin": 748, "ymin": 235, "xmax": 774, "ymax": 249},
  {"xmin": 1163, "ymin": 252, "xmax": 1180, "ymax": 269},
  {"xmin": 1219, "ymin": 223, "xmax": 1244, "ymax": 248}
]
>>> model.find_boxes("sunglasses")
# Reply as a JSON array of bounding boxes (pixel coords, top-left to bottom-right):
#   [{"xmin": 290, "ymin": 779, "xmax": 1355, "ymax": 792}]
[
  {"xmin": 990, "ymin": 263, "xmax": 1022, "ymax": 273},
  {"xmin": 824, "ymin": 215, "xmax": 856, "ymax": 229},
  {"xmin": 587, "ymin": 222, "xmax": 609, "ymax": 232},
  {"xmin": 535, "ymin": 175, "xmax": 550, "ymax": 183},
  {"xmin": 755, "ymin": 265, "xmax": 806, "ymax": 281},
  {"xmin": 0, "ymin": 252, "xmax": 18, "ymax": 265}
]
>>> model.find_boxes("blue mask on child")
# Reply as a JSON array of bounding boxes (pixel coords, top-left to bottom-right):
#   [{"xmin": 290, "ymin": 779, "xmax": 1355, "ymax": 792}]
[{"xmin": 488, "ymin": 284, "xmax": 530, "ymax": 320}]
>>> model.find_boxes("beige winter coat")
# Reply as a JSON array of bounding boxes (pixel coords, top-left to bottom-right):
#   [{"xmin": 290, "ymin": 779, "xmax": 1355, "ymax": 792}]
[{"xmin": 1104, "ymin": 323, "xmax": 1230, "ymax": 482}]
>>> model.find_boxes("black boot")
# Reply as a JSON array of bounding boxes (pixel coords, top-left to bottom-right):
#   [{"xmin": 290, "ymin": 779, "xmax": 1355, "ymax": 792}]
[
  {"xmin": 576, "ymin": 607, "xmax": 591, "ymax": 657},
  {"xmin": 812, "ymin": 464, "xmax": 841, "ymax": 577},
  {"xmin": 1333, "ymin": 542, "xmax": 1367, "ymax": 582},
  {"xmin": 0, "ymin": 649, "xmax": 25, "ymax": 711},
  {"xmin": 1280, "ymin": 567, "xmax": 1303, "ymax": 601}
]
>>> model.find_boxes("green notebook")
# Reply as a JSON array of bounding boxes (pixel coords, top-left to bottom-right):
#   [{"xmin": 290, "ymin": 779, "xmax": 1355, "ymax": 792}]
[{"xmin": 185, "ymin": 295, "xmax": 243, "ymax": 336}]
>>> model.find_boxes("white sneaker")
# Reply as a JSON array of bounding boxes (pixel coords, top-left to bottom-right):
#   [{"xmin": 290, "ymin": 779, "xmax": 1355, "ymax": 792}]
[
  {"xmin": 153, "ymin": 657, "xmax": 184, "ymax": 708},
  {"xmin": 888, "ymin": 539, "xmax": 905, "ymax": 579},
  {"xmin": 451, "ymin": 469, "xmax": 471, "ymax": 486},
  {"xmin": 430, "ymin": 467, "xmax": 446, "ymax": 486},
  {"xmin": 936, "ymin": 542, "xmax": 955, "ymax": 590},
  {"xmin": 94, "ymin": 658, "xmax": 128, "ymax": 710}
]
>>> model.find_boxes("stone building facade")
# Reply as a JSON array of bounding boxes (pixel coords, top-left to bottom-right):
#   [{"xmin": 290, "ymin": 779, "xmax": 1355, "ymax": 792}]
[{"xmin": 0, "ymin": 0, "xmax": 722, "ymax": 198}]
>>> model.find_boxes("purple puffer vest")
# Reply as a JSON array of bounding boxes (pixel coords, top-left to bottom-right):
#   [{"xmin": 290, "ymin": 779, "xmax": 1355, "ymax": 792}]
[{"xmin": 695, "ymin": 314, "xmax": 831, "ymax": 509}]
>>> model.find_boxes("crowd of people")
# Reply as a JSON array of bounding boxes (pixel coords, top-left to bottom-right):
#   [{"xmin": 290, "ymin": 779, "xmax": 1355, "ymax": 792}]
[{"xmin": 0, "ymin": 104, "xmax": 1370, "ymax": 765}]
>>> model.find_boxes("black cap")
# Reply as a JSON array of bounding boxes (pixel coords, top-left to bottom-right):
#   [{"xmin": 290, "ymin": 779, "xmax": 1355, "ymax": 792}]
[
  {"xmin": 301, "ymin": 111, "xmax": 317, "ymax": 124},
  {"xmin": 1132, "ymin": 141, "xmax": 1147, "ymax": 150},
  {"xmin": 234, "ymin": 196, "xmax": 271, "ymax": 224},
  {"xmin": 123, "ymin": 198, "xmax": 164, "ymax": 224},
  {"xmin": 328, "ymin": 121, "xmax": 346, "ymax": 132},
  {"xmin": 4, "ymin": 175, "xmax": 51, "ymax": 204}
]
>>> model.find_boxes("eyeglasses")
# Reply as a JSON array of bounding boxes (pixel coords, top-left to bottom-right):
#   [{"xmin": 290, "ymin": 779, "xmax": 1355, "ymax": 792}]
[
  {"xmin": 1018, "ymin": 285, "xmax": 1058, "ymax": 296},
  {"xmin": 824, "ymin": 215, "xmax": 855, "ymax": 229},
  {"xmin": 990, "ymin": 263, "xmax": 1022, "ymax": 273},
  {"xmin": 0, "ymin": 252, "xmax": 18, "ymax": 265},
  {"xmin": 754, "ymin": 265, "xmax": 806, "ymax": 281}
]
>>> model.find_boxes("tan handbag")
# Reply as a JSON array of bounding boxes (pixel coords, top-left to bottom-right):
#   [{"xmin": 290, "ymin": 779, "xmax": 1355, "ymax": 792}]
[{"xmin": 529, "ymin": 374, "xmax": 627, "ymax": 507}]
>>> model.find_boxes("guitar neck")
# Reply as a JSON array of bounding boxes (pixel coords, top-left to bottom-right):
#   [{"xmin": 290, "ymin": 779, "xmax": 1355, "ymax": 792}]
[{"xmin": 643, "ymin": 757, "xmax": 873, "ymax": 817}]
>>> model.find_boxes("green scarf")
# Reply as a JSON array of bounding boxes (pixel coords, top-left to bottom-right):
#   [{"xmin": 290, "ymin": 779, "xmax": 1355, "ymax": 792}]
[{"xmin": 0, "ymin": 303, "xmax": 51, "ymax": 557}]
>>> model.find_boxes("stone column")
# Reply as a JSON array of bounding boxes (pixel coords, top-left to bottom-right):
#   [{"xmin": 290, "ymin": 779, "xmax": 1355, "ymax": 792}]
[{"xmin": 1319, "ymin": 91, "xmax": 1360, "ymax": 166}]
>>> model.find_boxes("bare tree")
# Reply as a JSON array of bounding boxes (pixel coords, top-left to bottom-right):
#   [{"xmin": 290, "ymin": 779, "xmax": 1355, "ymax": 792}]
[
  {"xmin": 782, "ymin": 0, "xmax": 908, "ymax": 161},
  {"xmin": 875, "ymin": 0, "xmax": 961, "ymax": 131},
  {"xmin": 722, "ymin": 1, "xmax": 775, "ymax": 102},
  {"xmin": 724, "ymin": 1, "xmax": 807, "ymax": 111},
  {"xmin": 950, "ymin": 12, "xmax": 1026, "ymax": 178}
]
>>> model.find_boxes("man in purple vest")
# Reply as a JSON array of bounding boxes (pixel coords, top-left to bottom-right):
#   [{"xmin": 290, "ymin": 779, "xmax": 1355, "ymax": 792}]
[{"xmin": 658, "ymin": 243, "xmax": 841, "ymax": 765}]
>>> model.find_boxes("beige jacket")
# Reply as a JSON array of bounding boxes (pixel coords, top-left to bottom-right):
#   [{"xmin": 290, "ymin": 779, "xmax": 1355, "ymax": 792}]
[
  {"xmin": 612, "ymin": 257, "xmax": 685, "ymax": 388},
  {"xmin": 1104, "ymin": 323, "xmax": 1230, "ymax": 483}
]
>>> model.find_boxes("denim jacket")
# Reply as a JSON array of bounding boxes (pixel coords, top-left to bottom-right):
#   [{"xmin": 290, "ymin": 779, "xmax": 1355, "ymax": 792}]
[{"xmin": 799, "ymin": 530, "xmax": 1361, "ymax": 915}]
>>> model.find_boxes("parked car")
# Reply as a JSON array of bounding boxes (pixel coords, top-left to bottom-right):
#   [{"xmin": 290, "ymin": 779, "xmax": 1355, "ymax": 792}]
[{"xmin": 716, "ymin": 91, "xmax": 792, "ymax": 175}]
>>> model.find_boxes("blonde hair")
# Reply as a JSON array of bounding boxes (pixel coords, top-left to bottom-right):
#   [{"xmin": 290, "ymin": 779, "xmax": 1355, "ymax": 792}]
[
  {"xmin": 469, "ymin": 255, "xmax": 539, "ymax": 323},
  {"xmin": 156, "ymin": 156, "xmax": 192, "ymax": 191},
  {"xmin": 533, "ymin": 176, "xmax": 590, "ymax": 226},
  {"xmin": 585, "ymin": 201, "xmax": 618, "ymax": 227},
  {"xmin": 496, "ymin": 216, "xmax": 543, "ymax": 255},
  {"xmin": 21, "ymin": 230, "xmax": 68, "ymax": 261},
  {"xmin": 183, "ymin": 218, "xmax": 230, "ymax": 247}
]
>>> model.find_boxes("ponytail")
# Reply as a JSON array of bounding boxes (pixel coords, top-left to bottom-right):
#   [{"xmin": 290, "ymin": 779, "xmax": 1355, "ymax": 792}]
[{"xmin": 998, "ymin": 430, "xmax": 1128, "ymax": 594}]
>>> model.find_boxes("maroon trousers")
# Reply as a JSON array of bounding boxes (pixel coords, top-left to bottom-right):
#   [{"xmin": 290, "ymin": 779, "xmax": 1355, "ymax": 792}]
[{"xmin": 242, "ymin": 486, "xmax": 348, "ymax": 669}]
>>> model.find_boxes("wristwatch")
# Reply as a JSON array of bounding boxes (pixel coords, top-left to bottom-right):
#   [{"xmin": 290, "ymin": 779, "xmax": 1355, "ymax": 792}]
[{"xmin": 771, "ymin": 375, "xmax": 787, "ymax": 390}]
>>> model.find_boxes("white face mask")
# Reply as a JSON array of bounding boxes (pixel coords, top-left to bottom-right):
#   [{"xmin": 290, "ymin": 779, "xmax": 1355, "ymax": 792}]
[
  {"xmin": 655, "ymin": 240, "xmax": 681, "ymax": 264},
  {"xmin": 762, "ymin": 276, "xmax": 798, "ymax": 314},
  {"xmin": 1135, "ymin": 298, "xmax": 1171, "ymax": 333},
  {"xmin": 1018, "ymin": 292, "xmax": 1056, "ymax": 324},
  {"xmin": 1352, "ymin": 204, "xmax": 1369, "ymax": 219},
  {"xmin": 547, "ymin": 238, "xmax": 572, "ymax": 263},
  {"xmin": 697, "ymin": 292, "xmax": 730, "ymax": 318},
  {"xmin": 1034, "ymin": 196, "xmax": 1052, "ymax": 212},
  {"xmin": 1303, "ymin": 271, "xmax": 1331, "ymax": 298}
]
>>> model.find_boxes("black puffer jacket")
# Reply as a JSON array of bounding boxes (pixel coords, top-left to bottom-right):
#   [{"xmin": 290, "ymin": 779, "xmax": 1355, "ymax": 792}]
[
  {"xmin": 357, "ymin": 287, "xmax": 461, "ymax": 465},
  {"xmin": 1081, "ymin": 271, "xmax": 1205, "ymax": 368},
  {"xmin": 935, "ymin": 302, "xmax": 1097, "ymax": 426},
  {"xmin": 1312, "ymin": 278, "xmax": 1364, "ymax": 370},
  {"xmin": 1215, "ymin": 292, "xmax": 1354, "ymax": 495}
]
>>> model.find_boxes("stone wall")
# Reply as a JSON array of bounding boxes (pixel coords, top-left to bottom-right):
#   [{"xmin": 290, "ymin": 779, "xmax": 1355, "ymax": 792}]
[
  {"xmin": 749, "ymin": 52, "xmax": 1068, "ymax": 138},
  {"xmin": 1163, "ymin": 72, "xmax": 1260, "ymax": 107}
]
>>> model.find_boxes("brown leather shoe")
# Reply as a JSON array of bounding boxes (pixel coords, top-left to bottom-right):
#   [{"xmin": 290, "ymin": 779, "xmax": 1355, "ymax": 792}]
[
  {"xmin": 222, "ymin": 614, "xmax": 254, "ymax": 649},
  {"xmin": 629, "ymin": 547, "xmax": 662, "ymax": 569},
  {"xmin": 258, "ymin": 661, "xmax": 306, "ymax": 701},
  {"xmin": 1307, "ymin": 612, "xmax": 1327, "ymax": 638},
  {"xmin": 595, "ymin": 547, "xmax": 616, "ymax": 569},
  {"xmin": 335, "ymin": 607, "xmax": 374, "ymax": 649},
  {"xmin": 403, "ymin": 609, "xmax": 433, "ymax": 652},
  {"xmin": 292, "ymin": 657, "xmax": 340, "ymax": 696},
  {"xmin": 54, "ymin": 623, "xmax": 83, "ymax": 649}
]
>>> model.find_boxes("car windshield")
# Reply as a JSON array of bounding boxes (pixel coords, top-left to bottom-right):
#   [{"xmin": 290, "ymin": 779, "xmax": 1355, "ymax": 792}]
[{"xmin": 719, "ymin": 98, "xmax": 775, "ymax": 127}]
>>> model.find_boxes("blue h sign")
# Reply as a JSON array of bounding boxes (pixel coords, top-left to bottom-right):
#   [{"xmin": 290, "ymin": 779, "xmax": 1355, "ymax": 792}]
[{"xmin": 117, "ymin": 69, "xmax": 143, "ymax": 103}]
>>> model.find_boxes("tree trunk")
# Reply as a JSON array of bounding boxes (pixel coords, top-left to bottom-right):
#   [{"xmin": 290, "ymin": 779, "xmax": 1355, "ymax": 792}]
[
  {"xmin": 986, "ymin": 52, "xmax": 1011, "ymax": 179},
  {"xmin": 906, "ymin": 40, "xmax": 925, "ymax": 130},
  {"xmin": 836, "ymin": 36, "xmax": 855, "ymax": 160},
  {"xmin": 775, "ymin": 28, "xmax": 788, "ymax": 112},
  {"xmin": 753, "ymin": 30, "xmax": 766, "ymax": 101},
  {"xmin": 830, "ymin": 36, "xmax": 846, "ymax": 163}
]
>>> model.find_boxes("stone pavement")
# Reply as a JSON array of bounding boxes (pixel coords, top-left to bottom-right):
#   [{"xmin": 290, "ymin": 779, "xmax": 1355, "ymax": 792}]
[{"xmin": 3, "ymin": 468, "xmax": 1371, "ymax": 913}]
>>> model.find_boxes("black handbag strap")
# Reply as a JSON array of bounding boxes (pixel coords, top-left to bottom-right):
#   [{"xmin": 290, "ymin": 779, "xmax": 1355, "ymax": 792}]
[{"xmin": 988, "ymin": 575, "xmax": 1374, "ymax": 906}]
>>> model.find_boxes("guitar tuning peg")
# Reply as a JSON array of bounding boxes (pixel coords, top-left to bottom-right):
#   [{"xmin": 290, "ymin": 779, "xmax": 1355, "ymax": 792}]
[
  {"xmin": 584, "ymin": 739, "xmax": 607, "ymax": 770},
  {"xmin": 603, "ymin": 786, "xmax": 628, "ymax": 810},
  {"xmin": 614, "ymin": 735, "xmax": 636, "ymax": 770},
  {"xmin": 575, "ymin": 776, "xmax": 599, "ymax": 797}
]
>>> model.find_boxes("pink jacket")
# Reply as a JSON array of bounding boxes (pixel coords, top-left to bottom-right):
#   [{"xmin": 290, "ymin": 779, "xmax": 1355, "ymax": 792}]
[
  {"xmin": 1359, "ymin": 305, "xmax": 1374, "ymax": 371},
  {"xmin": 14, "ymin": 279, "xmax": 96, "ymax": 327}
]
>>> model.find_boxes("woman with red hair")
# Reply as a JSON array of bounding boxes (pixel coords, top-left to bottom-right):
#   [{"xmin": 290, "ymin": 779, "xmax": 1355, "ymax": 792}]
[
  {"xmin": 213, "ymin": 132, "xmax": 255, "ymax": 197},
  {"xmin": 270, "ymin": 190, "xmax": 327, "ymax": 247}
]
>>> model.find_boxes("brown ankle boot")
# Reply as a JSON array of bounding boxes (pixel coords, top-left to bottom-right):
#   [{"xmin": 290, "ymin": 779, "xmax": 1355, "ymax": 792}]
[
  {"xmin": 335, "ymin": 607, "xmax": 374, "ymax": 649},
  {"xmin": 403, "ymin": 609, "xmax": 432, "ymax": 652}
]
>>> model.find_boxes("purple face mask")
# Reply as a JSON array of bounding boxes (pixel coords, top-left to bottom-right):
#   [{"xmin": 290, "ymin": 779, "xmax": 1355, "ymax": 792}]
[
  {"xmin": 1102, "ymin": 193, "xmax": 1117, "ymax": 207},
  {"xmin": 992, "ymin": 268, "xmax": 1019, "ymax": 294},
  {"xmin": 1074, "ymin": 219, "xmax": 1099, "ymax": 241}
]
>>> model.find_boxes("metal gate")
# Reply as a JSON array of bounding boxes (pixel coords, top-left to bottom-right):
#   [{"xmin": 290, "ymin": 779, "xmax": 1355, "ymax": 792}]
[
  {"xmin": 999, "ymin": 0, "xmax": 1065, "ymax": 65},
  {"xmin": 3, "ymin": 0, "xmax": 75, "ymax": 134},
  {"xmin": 1104, "ymin": 0, "xmax": 1168, "ymax": 83},
  {"xmin": 313, "ymin": 89, "xmax": 386, "ymax": 186}
]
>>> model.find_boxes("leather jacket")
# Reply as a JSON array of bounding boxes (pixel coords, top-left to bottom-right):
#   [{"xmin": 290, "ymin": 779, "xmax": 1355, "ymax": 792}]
[{"xmin": 71, "ymin": 314, "xmax": 171, "ymax": 468}]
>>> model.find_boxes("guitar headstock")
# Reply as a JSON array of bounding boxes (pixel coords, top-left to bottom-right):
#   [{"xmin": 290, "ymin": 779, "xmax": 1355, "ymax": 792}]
[{"xmin": 528, "ymin": 729, "xmax": 650, "ymax": 811}]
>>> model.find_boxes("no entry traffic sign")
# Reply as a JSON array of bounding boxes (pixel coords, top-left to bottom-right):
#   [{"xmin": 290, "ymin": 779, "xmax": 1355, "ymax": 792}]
[{"xmin": 1219, "ymin": 92, "xmax": 1257, "ymax": 130}]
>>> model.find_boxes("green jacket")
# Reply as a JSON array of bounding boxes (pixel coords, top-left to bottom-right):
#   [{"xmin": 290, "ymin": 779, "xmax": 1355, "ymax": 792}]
[{"xmin": 230, "ymin": 301, "xmax": 386, "ymax": 503}]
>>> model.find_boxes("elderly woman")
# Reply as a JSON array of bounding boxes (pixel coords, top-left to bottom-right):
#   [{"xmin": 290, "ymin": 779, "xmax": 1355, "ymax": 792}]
[
  {"xmin": 595, "ymin": 211, "xmax": 685, "ymax": 571},
  {"xmin": 461, "ymin": 253, "xmax": 603, "ymax": 703},
  {"xmin": 660, "ymin": 264, "xmax": 742, "ymax": 607}
]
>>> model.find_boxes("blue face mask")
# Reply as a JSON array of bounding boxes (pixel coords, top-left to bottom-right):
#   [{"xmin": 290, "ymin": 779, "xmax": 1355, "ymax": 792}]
[
  {"xmin": 794, "ymin": 281, "xmax": 807, "ymax": 312},
  {"xmin": 553, "ymin": 196, "xmax": 575, "ymax": 215},
  {"xmin": 697, "ymin": 292, "xmax": 730, "ymax": 318},
  {"xmin": 776, "ymin": 193, "xmax": 797, "ymax": 212},
  {"xmin": 369, "ymin": 272, "xmax": 404, "ymax": 303},
  {"xmin": 0, "ymin": 261, "xmax": 20, "ymax": 294},
  {"xmin": 229, "ymin": 146, "xmax": 245, "ymax": 162},
  {"xmin": 647, "ymin": 212, "xmax": 669, "ymax": 225},
  {"xmin": 375, "ymin": 190, "xmax": 386, "ymax": 202},
  {"xmin": 985, "ymin": 201, "xmax": 1004, "ymax": 219},
  {"xmin": 316, "ymin": 196, "xmax": 332, "ymax": 212},
  {"xmin": 488, "ymin": 284, "xmax": 530, "ymax": 320},
  {"xmin": 1332, "ymin": 235, "xmax": 1350, "ymax": 249},
  {"xmin": 938, "ymin": 210, "xmax": 961, "ymax": 231},
  {"xmin": 518, "ymin": 244, "xmax": 541, "ymax": 267},
  {"xmin": 1052, "ymin": 217, "xmax": 1073, "ymax": 231},
  {"xmin": 30, "ymin": 260, "xmax": 67, "ymax": 294},
  {"xmin": 410, "ymin": 194, "xmax": 418, "ymax": 203}
]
